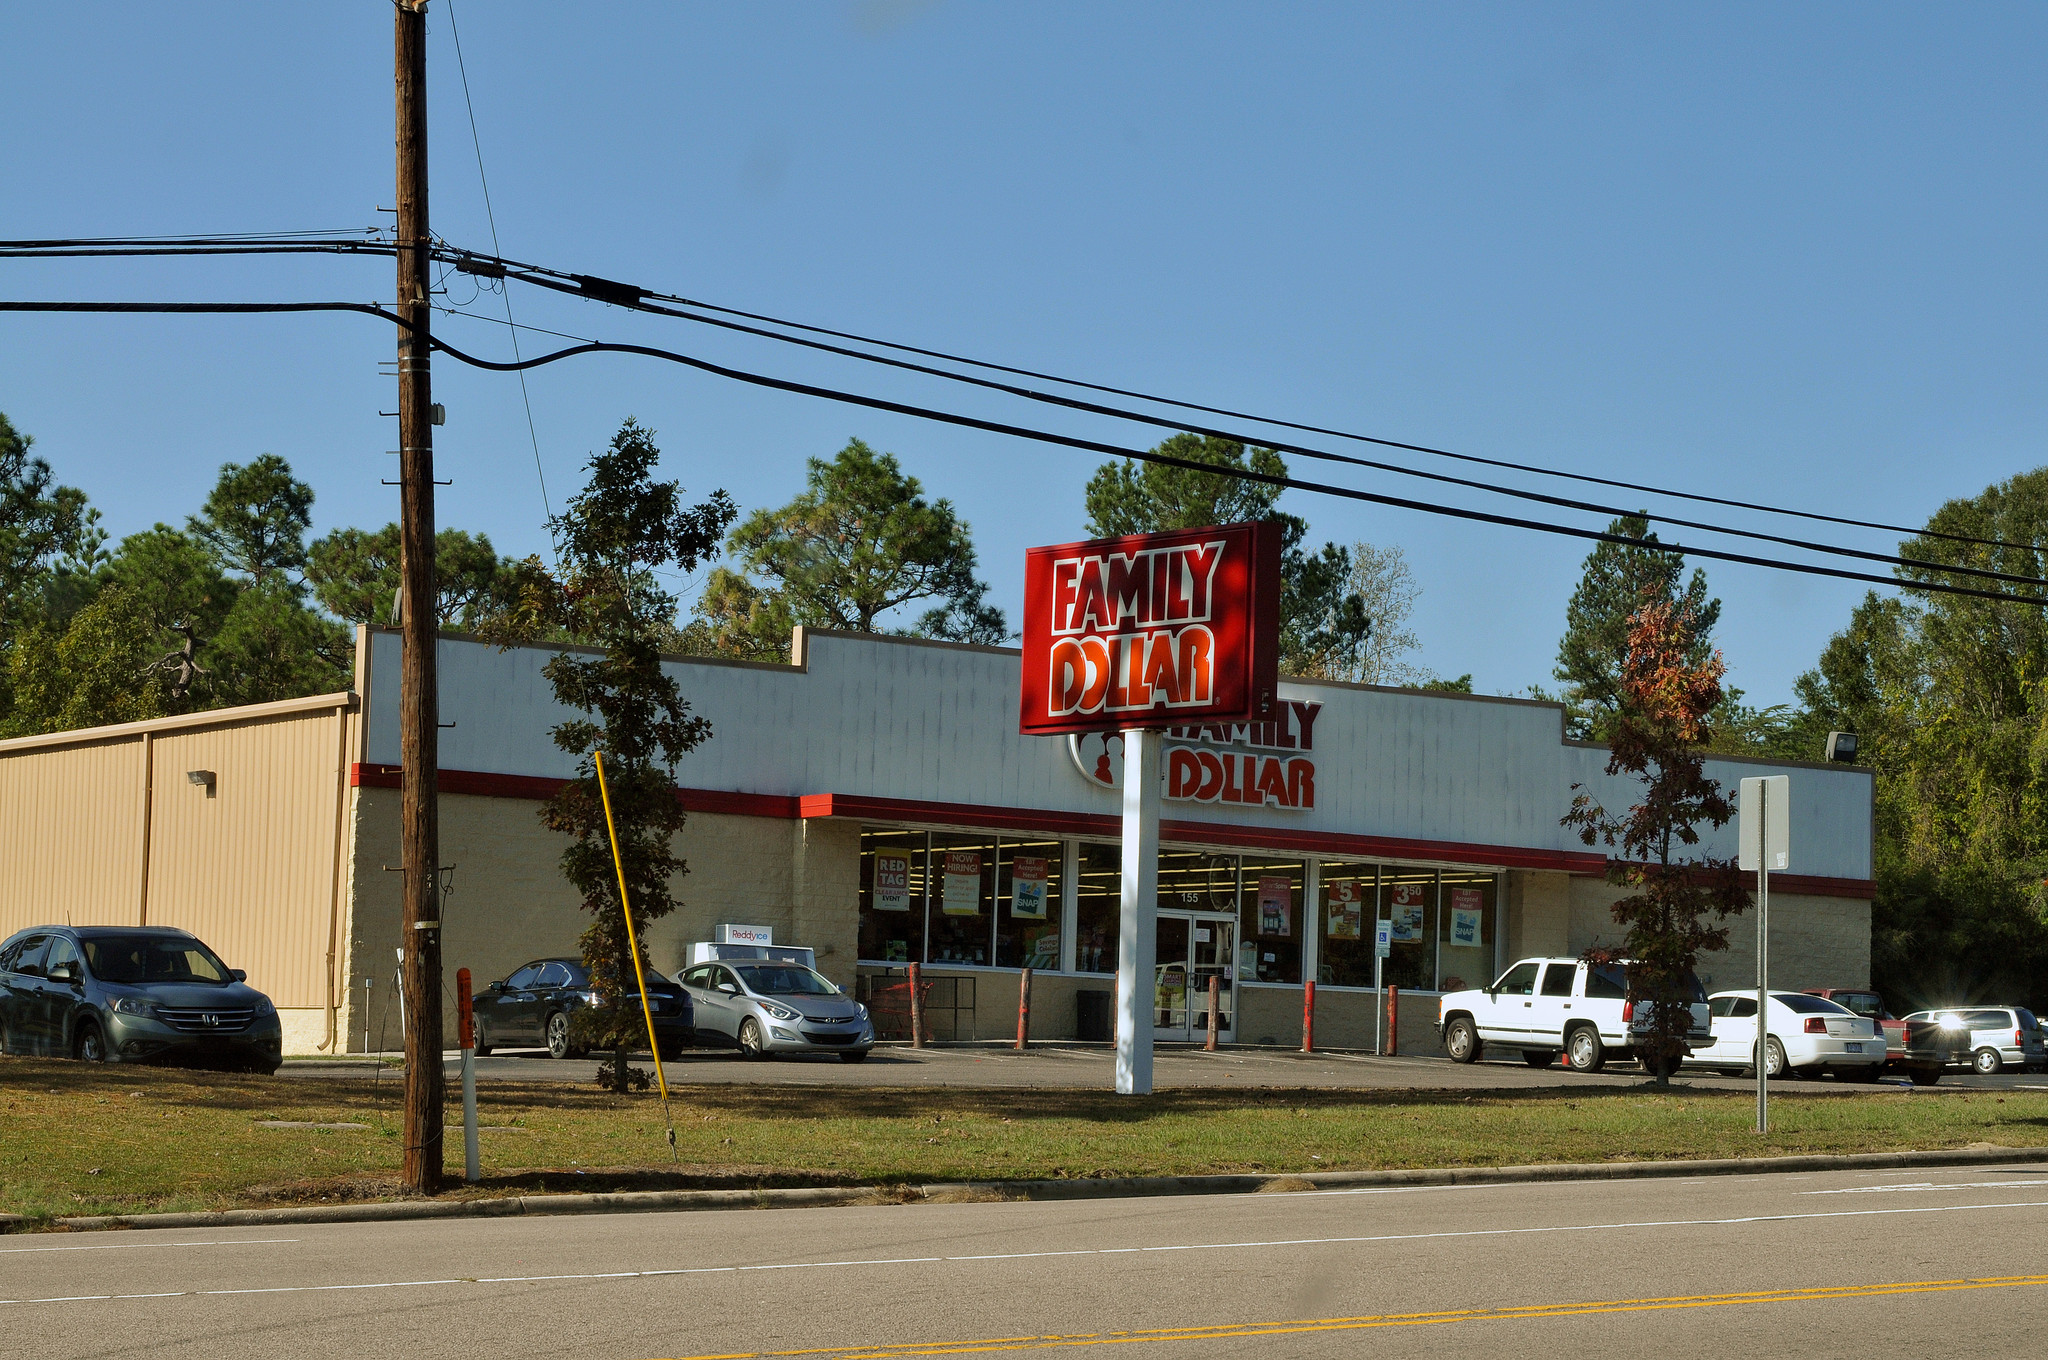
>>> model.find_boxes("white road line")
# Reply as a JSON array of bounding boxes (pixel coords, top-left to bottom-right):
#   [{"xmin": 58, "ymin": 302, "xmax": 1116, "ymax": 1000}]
[
  {"xmin": 0, "ymin": 1238, "xmax": 299, "ymax": 1255},
  {"xmin": 1805, "ymin": 1180, "xmax": 2047, "ymax": 1195},
  {"xmin": 6, "ymin": 1199, "xmax": 2048, "ymax": 1307}
]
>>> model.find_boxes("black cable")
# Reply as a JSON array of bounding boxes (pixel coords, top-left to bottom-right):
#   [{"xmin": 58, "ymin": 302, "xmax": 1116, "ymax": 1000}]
[
  {"xmin": 493, "ymin": 267, "xmax": 2047, "ymax": 593},
  {"xmin": 5, "ymin": 232, "xmax": 2026, "ymax": 557},
  {"xmin": 3, "ymin": 297, "xmax": 2040, "ymax": 608}
]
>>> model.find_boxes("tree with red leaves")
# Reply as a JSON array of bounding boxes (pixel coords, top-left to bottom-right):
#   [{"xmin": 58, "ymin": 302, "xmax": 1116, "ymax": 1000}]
[{"xmin": 1563, "ymin": 593, "xmax": 1751, "ymax": 1085}]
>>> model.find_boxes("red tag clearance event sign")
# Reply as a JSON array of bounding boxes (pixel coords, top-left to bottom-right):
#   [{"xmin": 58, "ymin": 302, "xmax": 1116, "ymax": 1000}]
[{"xmin": 1019, "ymin": 522, "xmax": 1282, "ymax": 737}]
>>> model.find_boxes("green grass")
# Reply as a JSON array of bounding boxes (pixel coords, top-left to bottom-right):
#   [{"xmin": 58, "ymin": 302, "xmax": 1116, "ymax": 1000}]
[{"xmin": 4, "ymin": 1057, "xmax": 2046, "ymax": 1223}]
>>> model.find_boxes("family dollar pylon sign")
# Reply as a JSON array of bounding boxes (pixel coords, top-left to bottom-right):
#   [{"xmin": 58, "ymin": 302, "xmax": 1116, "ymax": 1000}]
[
  {"xmin": 1018, "ymin": 522, "xmax": 1282, "ymax": 1096},
  {"xmin": 1018, "ymin": 522, "xmax": 1282, "ymax": 736}
]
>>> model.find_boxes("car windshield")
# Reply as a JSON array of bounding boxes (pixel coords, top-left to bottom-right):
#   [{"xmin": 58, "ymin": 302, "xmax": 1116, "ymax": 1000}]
[
  {"xmin": 1775, "ymin": 992, "xmax": 1849, "ymax": 1015},
  {"xmin": 735, "ymin": 965, "xmax": 838, "ymax": 997},
  {"xmin": 80, "ymin": 934, "xmax": 231, "ymax": 985}
]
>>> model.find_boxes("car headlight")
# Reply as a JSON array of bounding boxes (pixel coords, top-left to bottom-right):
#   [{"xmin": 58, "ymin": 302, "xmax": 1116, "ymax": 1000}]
[
  {"xmin": 855, "ymin": 1003, "xmax": 869, "ymax": 1021},
  {"xmin": 253, "ymin": 996, "xmax": 277, "ymax": 1018},
  {"xmin": 110, "ymin": 995, "xmax": 157, "ymax": 1017},
  {"xmin": 758, "ymin": 1001, "xmax": 799, "ymax": 1022}
]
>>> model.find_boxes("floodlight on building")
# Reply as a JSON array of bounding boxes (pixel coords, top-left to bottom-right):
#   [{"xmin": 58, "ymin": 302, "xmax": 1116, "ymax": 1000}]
[
  {"xmin": 186, "ymin": 769, "xmax": 217, "ymax": 796},
  {"xmin": 1825, "ymin": 732, "xmax": 1858, "ymax": 764}
]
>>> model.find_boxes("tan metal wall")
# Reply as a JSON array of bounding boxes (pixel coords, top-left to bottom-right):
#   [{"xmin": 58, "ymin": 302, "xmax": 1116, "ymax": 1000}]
[{"xmin": 0, "ymin": 694, "xmax": 356, "ymax": 1017}]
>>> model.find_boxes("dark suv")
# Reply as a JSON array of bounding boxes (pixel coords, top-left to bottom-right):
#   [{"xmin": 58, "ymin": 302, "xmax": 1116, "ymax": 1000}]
[{"xmin": 0, "ymin": 925, "xmax": 283, "ymax": 1073}]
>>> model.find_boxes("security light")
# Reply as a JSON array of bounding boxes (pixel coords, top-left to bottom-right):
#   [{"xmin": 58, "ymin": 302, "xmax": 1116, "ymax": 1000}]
[
  {"xmin": 1825, "ymin": 732, "xmax": 1858, "ymax": 764},
  {"xmin": 186, "ymin": 769, "xmax": 217, "ymax": 796}
]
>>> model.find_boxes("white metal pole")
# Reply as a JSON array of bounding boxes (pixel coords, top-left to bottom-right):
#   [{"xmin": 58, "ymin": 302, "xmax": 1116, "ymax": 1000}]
[
  {"xmin": 461, "ymin": 1045, "xmax": 479, "ymax": 1182},
  {"xmin": 1115, "ymin": 728, "xmax": 1161, "ymax": 1095},
  {"xmin": 1756, "ymin": 782, "xmax": 1770, "ymax": 1135},
  {"xmin": 1374, "ymin": 945, "xmax": 1384, "ymax": 1056}
]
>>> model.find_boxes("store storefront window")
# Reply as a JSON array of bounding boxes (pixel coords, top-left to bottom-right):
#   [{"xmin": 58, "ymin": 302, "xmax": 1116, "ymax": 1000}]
[
  {"xmin": 925, "ymin": 832, "xmax": 998, "ymax": 965},
  {"xmin": 996, "ymin": 837, "xmax": 1064, "ymax": 969},
  {"xmin": 1238, "ymin": 854, "xmax": 1303, "ymax": 984},
  {"xmin": 1380, "ymin": 865, "xmax": 1437, "ymax": 991},
  {"xmin": 1316, "ymin": 860, "xmax": 1379, "ymax": 988},
  {"xmin": 1156, "ymin": 848, "xmax": 1240, "ymax": 915},
  {"xmin": 1074, "ymin": 841, "xmax": 1120, "ymax": 974},
  {"xmin": 1436, "ymin": 870, "xmax": 1496, "ymax": 993},
  {"xmin": 858, "ymin": 828, "xmax": 927, "ymax": 964}
]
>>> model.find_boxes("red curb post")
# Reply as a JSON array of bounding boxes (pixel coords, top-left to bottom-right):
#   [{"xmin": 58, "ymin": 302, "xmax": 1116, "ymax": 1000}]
[
  {"xmin": 908, "ymin": 962, "xmax": 926, "ymax": 1049},
  {"xmin": 1205, "ymin": 975, "xmax": 1220, "ymax": 1051},
  {"xmin": 456, "ymin": 968, "xmax": 473, "ymax": 1050},
  {"xmin": 1386, "ymin": 984, "xmax": 1399, "ymax": 1055},
  {"xmin": 1302, "ymin": 979, "xmax": 1316, "ymax": 1053},
  {"xmin": 1016, "ymin": 967, "xmax": 1032, "ymax": 1051}
]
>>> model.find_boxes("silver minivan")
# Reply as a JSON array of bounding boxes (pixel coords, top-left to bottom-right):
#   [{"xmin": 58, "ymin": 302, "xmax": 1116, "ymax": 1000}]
[{"xmin": 1902, "ymin": 1007, "xmax": 2045, "ymax": 1074}]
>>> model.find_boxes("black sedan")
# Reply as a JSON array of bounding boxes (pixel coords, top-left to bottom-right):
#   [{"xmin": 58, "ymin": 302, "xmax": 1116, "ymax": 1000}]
[
  {"xmin": 0, "ymin": 925, "xmax": 283, "ymax": 1073},
  {"xmin": 471, "ymin": 956, "xmax": 693, "ymax": 1059}
]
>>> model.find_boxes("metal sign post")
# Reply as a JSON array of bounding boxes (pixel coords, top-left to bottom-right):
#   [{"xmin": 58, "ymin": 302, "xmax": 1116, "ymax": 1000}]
[
  {"xmin": 1740, "ymin": 775, "xmax": 1791, "ymax": 1134},
  {"xmin": 1115, "ymin": 728, "xmax": 1162, "ymax": 1095},
  {"xmin": 1373, "ymin": 919, "xmax": 1391, "ymax": 1055}
]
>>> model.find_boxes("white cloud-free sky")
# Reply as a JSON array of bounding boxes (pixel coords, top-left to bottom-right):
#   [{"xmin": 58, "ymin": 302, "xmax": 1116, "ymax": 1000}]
[{"xmin": 3, "ymin": 2, "xmax": 2043, "ymax": 707}]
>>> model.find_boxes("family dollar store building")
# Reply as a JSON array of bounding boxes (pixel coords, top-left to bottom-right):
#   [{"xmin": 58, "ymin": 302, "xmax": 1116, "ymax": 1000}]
[{"xmin": 0, "ymin": 625, "xmax": 1876, "ymax": 1055}]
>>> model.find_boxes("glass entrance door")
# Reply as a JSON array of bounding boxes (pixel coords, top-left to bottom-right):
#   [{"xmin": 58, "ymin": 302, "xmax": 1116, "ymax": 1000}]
[{"xmin": 1154, "ymin": 912, "xmax": 1235, "ymax": 1042}]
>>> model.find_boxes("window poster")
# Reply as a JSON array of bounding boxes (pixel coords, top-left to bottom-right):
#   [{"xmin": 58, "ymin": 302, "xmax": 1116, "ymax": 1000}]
[
  {"xmin": 1389, "ymin": 881, "xmax": 1427, "ymax": 941},
  {"xmin": 1326, "ymin": 880, "xmax": 1364, "ymax": 939},
  {"xmin": 1257, "ymin": 876, "xmax": 1292, "ymax": 937},
  {"xmin": 873, "ymin": 852, "xmax": 911, "ymax": 912},
  {"xmin": 1450, "ymin": 887, "xmax": 1483, "ymax": 947},
  {"xmin": 941, "ymin": 850, "xmax": 984, "ymax": 916},
  {"xmin": 1010, "ymin": 856, "xmax": 1050, "ymax": 919}
]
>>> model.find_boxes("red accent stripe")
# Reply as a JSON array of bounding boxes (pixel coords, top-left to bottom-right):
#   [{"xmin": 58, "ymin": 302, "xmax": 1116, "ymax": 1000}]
[{"xmin": 348, "ymin": 767, "xmax": 1874, "ymax": 896}]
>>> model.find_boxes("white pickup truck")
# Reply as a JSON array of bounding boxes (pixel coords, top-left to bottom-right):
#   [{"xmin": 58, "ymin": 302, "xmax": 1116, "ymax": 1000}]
[{"xmin": 1439, "ymin": 957, "xmax": 1710, "ymax": 1074}]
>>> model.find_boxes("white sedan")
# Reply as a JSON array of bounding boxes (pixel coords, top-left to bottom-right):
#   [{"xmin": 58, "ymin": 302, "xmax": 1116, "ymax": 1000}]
[{"xmin": 1689, "ymin": 991, "xmax": 1888, "ymax": 1081}]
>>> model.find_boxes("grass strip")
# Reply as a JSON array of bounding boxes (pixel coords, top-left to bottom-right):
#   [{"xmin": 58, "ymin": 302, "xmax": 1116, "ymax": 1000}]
[{"xmin": 5, "ymin": 1057, "xmax": 2047, "ymax": 1222}]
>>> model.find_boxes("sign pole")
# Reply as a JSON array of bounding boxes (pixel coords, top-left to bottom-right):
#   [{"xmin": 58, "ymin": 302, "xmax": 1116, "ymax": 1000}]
[
  {"xmin": 1741, "ymin": 774, "xmax": 1789, "ymax": 1136},
  {"xmin": 1115, "ymin": 728, "xmax": 1161, "ymax": 1095}
]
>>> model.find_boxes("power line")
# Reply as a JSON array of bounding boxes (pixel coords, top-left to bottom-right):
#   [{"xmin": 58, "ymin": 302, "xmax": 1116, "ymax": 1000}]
[
  {"xmin": 5, "ymin": 231, "xmax": 2028, "ymax": 558},
  {"xmin": 444, "ymin": 0, "xmax": 551, "ymax": 526},
  {"xmin": 5, "ymin": 297, "xmax": 2039, "ymax": 611}
]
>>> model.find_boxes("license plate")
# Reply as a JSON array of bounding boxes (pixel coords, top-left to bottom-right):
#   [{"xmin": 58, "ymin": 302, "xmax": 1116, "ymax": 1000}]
[{"xmin": 1844, "ymin": 1042, "xmax": 1863, "ymax": 1053}]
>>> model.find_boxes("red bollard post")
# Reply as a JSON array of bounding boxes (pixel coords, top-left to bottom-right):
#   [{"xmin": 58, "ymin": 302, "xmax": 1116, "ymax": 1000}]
[
  {"xmin": 455, "ymin": 968, "xmax": 478, "ymax": 1183},
  {"xmin": 1015, "ymin": 967, "xmax": 1033, "ymax": 1051},
  {"xmin": 456, "ymin": 968, "xmax": 473, "ymax": 1050},
  {"xmin": 1205, "ymin": 974, "xmax": 1220, "ymax": 1051},
  {"xmin": 908, "ymin": 962, "xmax": 926, "ymax": 1049},
  {"xmin": 1302, "ymin": 979, "xmax": 1316, "ymax": 1053},
  {"xmin": 1386, "ymin": 984, "xmax": 1399, "ymax": 1056}
]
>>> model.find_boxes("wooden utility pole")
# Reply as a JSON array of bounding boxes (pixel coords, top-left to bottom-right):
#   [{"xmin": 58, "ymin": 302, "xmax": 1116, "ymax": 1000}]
[{"xmin": 395, "ymin": 0, "xmax": 443, "ymax": 1194}]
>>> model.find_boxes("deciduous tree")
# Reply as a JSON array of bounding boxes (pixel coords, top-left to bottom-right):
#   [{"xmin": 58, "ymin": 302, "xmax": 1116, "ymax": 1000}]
[
  {"xmin": 1562, "ymin": 594, "xmax": 1749, "ymax": 1086},
  {"xmin": 483, "ymin": 419, "xmax": 735, "ymax": 1092}
]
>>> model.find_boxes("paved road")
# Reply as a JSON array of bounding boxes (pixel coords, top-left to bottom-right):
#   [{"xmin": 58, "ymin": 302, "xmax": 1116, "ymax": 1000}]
[
  {"xmin": 10, "ymin": 1160, "xmax": 2047, "ymax": 1359},
  {"xmin": 289, "ymin": 1042, "xmax": 2048, "ymax": 1095}
]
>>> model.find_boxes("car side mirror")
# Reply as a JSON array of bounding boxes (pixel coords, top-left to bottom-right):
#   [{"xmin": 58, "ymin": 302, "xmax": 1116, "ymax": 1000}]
[
  {"xmin": 49, "ymin": 962, "xmax": 79, "ymax": 984},
  {"xmin": 487, "ymin": 980, "xmax": 505, "ymax": 991},
  {"xmin": 231, "ymin": 969, "xmax": 247, "ymax": 982}
]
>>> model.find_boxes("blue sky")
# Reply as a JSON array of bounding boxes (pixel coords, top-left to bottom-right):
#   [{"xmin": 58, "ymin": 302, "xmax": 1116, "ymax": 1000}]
[{"xmin": 4, "ymin": 2, "xmax": 2043, "ymax": 707}]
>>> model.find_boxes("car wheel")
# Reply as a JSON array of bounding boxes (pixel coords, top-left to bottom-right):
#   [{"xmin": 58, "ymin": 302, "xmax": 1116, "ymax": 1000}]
[
  {"xmin": 1443, "ymin": 1017, "xmax": 1479, "ymax": 1064},
  {"xmin": 545, "ymin": 1012, "xmax": 578, "ymax": 1060},
  {"xmin": 471, "ymin": 1019, "xmax": 493, "ymax": 1057},
  {"xmin": 840, "ymin": 1049, "xmax": 871, "ymax": 1063},
  {"xmin": 1909, "ymin": 1066, "xmax": 1942, "ymax": 1086},
  {"xmin": 1973, "ymin": 1047, "xmax": 2003, "ymax": 1075},
  {"xmin": 1566, "ymin": 1026, "xmax": 1606, "ymax": 1073},
  {"xmin": 1522, "ymin": 1050, "xmax": 1556, "ymax": 1068},
  {"xmin": 74, "ymin": 1021, "xmax": 107, "ymax": 1064},
  {"xmin": 738, "ymin": 1018, "xmax": 767, "ymax": 1060}
]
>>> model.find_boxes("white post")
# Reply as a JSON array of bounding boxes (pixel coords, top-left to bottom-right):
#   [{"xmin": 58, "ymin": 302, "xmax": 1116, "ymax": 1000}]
[
  {"xmin": 461, "ymin": 1045, "xmax": 479, "ymax": 1182},
  {"xmin": 1115, "ymin": 728, "xmax": 1162, "ymax": 1095},
  {"xmin": 1756, "ymin": 796, "xmax": 1770, "ymax": 1134}
]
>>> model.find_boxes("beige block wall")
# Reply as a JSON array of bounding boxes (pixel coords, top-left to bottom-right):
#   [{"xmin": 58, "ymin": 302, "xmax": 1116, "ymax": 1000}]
[
  {"xmin": 1505, "ymin": 870, "xmax": 1572, "ymax": 962},
  {"xmin": 1563, "ymin": 877, "xmax": 1871, "ymax": 994},
  {"xmin": 336, "ymin": 791, "xmax": 868, "ymax": 1053}
]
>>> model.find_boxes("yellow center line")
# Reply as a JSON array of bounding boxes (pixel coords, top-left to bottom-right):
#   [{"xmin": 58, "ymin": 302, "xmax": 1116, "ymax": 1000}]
[{"xmin": 663, "ymin": 1274, "xmax": 2048, "ymax": 1359}]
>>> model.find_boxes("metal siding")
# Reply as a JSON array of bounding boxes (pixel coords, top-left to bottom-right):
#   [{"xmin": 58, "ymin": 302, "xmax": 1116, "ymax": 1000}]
[
  {"xmin": 144, "ymin": 712, "xmax": 339, "ymax": 1008},
  {"xmin": 0, "ymin": 738, "xmax": 146, "ymax": 937},
  {"xmin": 367, "ymin": 629, "xmax": 1875, "ymax": 881}
]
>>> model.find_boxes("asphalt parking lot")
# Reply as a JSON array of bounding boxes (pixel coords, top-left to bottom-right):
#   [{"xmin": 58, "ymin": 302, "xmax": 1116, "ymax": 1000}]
[{"xmin": 283, "ymin": 1042, "xmax": 2048, "ymax": 1094}]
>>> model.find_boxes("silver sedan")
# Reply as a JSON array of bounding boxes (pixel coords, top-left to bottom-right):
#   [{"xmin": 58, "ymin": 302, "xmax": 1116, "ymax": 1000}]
[{"xmin": 675, "ymin": 960, "xmax": 874, "ymax": 1061}]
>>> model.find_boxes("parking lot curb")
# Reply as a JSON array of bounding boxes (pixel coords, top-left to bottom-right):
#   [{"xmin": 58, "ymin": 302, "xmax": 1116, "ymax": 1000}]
[{"xmin": 14, "ymin": 1142, "xmax": 2048, "ymax": 1235}]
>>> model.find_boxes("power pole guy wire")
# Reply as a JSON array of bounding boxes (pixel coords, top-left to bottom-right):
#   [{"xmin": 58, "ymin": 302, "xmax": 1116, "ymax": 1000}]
[{"xmin": 594, "ymin": 751, "xmax": 681, "ymax": 1163}]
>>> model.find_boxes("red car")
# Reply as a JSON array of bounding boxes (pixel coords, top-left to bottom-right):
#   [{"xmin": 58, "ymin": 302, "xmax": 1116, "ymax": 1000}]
[{"xmin": 1807, "ymin": 989, "xmax": 1903, "ymax": 1064}]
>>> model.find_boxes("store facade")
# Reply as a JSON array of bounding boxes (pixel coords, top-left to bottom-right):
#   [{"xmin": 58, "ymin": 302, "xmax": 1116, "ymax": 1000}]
[{"xmin": 0, "ymin": 625, "xmax": 1879, "ymax": 1054}]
